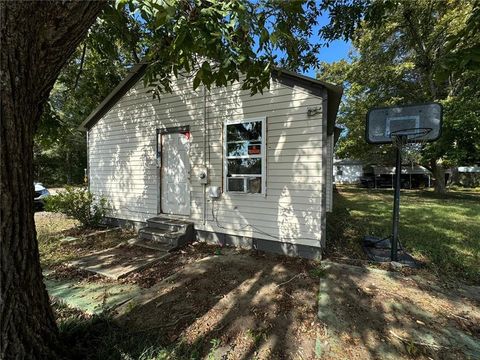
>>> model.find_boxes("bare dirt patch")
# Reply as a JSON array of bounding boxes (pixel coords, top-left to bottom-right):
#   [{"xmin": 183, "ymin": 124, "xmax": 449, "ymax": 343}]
[
  {"xmin": 116, "ymin": 249, "xmax": 324, "ymax": 359},
  {"xmin": 112, "ymin": 251, "xmax": 479, "ymax": 360},
  {"xmin": 47, "ymin": 264, "xmax": 107, "ymax": 283},
  {"xmin": 123, "ymin": 242, "xmax": 229, "ymax": 288},
  {"xmin": 40, "ymin": 212, "xmax": 479, "ymax": 359}
]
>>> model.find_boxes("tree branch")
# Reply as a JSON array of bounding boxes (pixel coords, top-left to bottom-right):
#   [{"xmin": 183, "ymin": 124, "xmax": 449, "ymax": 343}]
[{"xmin": 74, "ymin": 42, "xmax": 87, "ymax": 91}]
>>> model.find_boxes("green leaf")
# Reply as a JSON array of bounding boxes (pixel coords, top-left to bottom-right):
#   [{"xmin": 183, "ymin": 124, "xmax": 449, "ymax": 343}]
[{"xmin": 193, "ymin": 71, "xmax": 202, "ymax": 90}]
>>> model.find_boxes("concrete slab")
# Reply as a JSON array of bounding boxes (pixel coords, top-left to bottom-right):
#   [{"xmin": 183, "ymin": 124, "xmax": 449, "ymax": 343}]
[
  {"xmin": 59, "ymin": 236, "xmax": 80, "ymax": 244},
  {"xmin": 68, "ymin": 244, "xmax": 169, "ymax": 279},
  {"xmin": 46, "ymin": 278, "xmax": 141, "ymax": 315},
  {"xmin": 82, "ymin": 227, "xmax": 121, "ymax": 239}
]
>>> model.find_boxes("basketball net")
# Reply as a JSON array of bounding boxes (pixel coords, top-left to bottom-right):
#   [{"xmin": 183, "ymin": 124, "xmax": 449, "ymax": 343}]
[{"xmin": 390, "ymin": 128, "xmax": 432, "ymax": 166}]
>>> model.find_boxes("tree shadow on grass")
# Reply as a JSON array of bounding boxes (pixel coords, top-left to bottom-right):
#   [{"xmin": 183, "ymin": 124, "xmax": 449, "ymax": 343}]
[
  {"xmin": 327, "ymin": 186, "xmax": 480, "ymax": 283},
  {"xmin": 316, "ymin": 261, "xmax": 480, "ymax": 359}
]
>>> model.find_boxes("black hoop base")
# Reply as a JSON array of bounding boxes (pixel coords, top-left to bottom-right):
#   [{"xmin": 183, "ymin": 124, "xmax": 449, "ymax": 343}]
[{"xmin": 362, "ymin": 235, "xmax": 420, "ymax": 267}]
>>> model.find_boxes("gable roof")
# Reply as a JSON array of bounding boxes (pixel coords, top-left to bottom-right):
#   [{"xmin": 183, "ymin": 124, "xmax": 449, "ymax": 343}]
[
  {"xmin": 80, "ymin": 62, "xmax": 148, "ymax": 131},
  {"xmin": 80, "ymin": 64, "xmax": 342, "ymax": 132}
]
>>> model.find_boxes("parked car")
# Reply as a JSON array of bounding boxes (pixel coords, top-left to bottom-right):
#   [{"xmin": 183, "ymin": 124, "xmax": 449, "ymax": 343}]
[
  {"xmin": 34, "ymin": 183, "xmax": 50, "ymax": 211},
  {"xmin": 360, "ymin": 174, "xmax": 376, "ymax": 188}
]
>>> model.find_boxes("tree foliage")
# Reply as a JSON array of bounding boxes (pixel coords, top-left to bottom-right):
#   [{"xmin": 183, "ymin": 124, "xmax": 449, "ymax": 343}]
[
  {"xmin": 319, "ymin": 0, "xmax": 480, "ymax": 174},
  {"xmin": 34, "ymin": 8, "xmax": 144, "ymax": 184},
  {"xmin": 117, "ymin": 0, "xmax": 323, "ymax": 95}
]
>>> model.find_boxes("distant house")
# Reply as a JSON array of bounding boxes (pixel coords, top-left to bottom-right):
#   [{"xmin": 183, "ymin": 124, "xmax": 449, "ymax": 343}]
[
  {"xmin": 447, "ymin": 166, "xmax": 480, "ymax": 187},
  {"xmin": 366, "ymin": 165, "xmax": 432, "ymax": 188},
  {"xmin": 333, "ymin": 159, "xmax": 364, "ymax": 184},
  {"xmin": 80, "ymin": 64, "xmax": 342, "ymax": 259}
]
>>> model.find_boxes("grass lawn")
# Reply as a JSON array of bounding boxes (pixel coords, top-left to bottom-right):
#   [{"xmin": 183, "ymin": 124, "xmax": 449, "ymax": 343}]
[
  {"xmin": 36, "ymin": 212, "xmax": 135, "ymax": 269},
  {"xmin": 327, "ymin": 186, "xmax": 480, "ymax": 284}
]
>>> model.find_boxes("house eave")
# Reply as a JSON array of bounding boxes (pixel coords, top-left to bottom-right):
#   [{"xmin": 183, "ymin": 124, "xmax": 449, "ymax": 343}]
[
  {"xmin": 271, "ymin": 69, "xmax": 342, "ymax": 136},
  {"xmin": 80, "ymin": 64, "xmax": 343, "ymax": 132},
  {"xmin": 79, "ymin": 62, "xmax": 148, "ymax": 131}
]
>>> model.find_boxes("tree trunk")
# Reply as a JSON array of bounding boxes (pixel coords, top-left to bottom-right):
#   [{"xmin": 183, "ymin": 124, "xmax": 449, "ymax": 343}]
[
  {"xmin": 0, "ymin": 2, "xmax": 104, "ymax": 358},
  {"xmin": 430, "ymin": 160, "xmax": 446, "ymax": 194}
]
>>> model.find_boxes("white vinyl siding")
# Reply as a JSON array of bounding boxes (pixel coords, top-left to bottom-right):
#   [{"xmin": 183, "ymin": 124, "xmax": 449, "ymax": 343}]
[
  {"xmin": 326, "ymin": 134, "xmax": 334, "ymax": 212},
  {"xmin": 88, "ymin": 76, "xmax": 328, "ymax": 248}
]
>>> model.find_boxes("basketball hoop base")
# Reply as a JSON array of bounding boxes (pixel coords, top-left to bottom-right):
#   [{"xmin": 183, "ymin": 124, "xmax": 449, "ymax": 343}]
[{"xmin": 362, "ymin": 235, "xmax": 421, "ymax": 268}]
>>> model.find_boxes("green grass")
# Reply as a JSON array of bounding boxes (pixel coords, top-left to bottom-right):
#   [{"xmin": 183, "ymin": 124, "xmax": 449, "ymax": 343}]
[
  {"xmin": 327, "ymin": 186, "xmax": 480, "ymax": 284},
  {"xmin": 36, "ymin": 213, "xmax": 134, "ymax": 269}
]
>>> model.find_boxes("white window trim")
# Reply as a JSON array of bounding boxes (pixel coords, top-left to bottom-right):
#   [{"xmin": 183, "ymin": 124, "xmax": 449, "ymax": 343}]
[{"xmin": 223, "ymin": 117, "xmax": 267, "ymax": 195}]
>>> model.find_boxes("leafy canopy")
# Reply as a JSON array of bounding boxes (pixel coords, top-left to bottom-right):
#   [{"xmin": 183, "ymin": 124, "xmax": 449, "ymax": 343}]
[
  {"xmin": 115, "ymin": 0, "xmax": 323, "ymax": 96},
  {"xmin": 35, "ymin": 9, "xmax": 141, "ymax": 184},
  {"xmin": 319, "ymin": 0, "xmax": 480, "ymax": 167}
]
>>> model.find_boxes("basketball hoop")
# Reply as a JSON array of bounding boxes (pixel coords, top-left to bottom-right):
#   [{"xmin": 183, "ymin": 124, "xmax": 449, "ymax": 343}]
[
  {"xmin": 365, "ymin": 103, "xmax": 442, "ymax": 264},
  {"xmin": 366, "ymin": 103, "xmax": 442, "ymax": 145}
]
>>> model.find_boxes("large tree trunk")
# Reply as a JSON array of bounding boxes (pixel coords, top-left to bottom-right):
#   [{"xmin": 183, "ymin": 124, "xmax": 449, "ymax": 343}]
[
  {"xmin": 430, "ymin": 160, "xmax": 446, "ymax": 194},
  {"xmin": 0, "ymin": 2, "xmax": 104, "ymax": 358}
]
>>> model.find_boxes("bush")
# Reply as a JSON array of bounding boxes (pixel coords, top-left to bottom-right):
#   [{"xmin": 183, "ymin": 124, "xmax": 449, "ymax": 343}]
[{"xmin": 45, "ymin": 187, "xmax": 110, "ymax": 228}]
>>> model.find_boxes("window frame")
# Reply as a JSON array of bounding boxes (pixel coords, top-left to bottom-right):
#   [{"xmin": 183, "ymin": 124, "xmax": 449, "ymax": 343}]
[{"xmin": 223, "ymin": 117, "xmax": 267, "ymax": 195}]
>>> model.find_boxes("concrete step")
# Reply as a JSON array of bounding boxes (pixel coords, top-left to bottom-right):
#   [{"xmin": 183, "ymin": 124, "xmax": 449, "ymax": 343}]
[
  {"xmin": 146, "ymin": 217, "xmax": 191, "ymax": 232},
  {"xmin": 132, "ymin": 217, "xmax": 195, "ymax": 252},
  {"xmin": 138, "ymin": 227, "xmax": 184, "ymax": 247},
  {"xmin": 127, "ymin": 237, "xmax": 175, "ymax": 252}
]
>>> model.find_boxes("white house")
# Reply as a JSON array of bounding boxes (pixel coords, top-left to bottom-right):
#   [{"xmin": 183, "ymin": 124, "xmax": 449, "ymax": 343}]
[
  {"xmin": 446, "ymin": 166, "xmax": 480, "ymax": 187},
  {"xmin": 333, "ymin": 159, "xmax": 364, "ymax": 184},
  {"xmin": 80, "ymin": 64, "xmax": 342, "ymax": 259}
]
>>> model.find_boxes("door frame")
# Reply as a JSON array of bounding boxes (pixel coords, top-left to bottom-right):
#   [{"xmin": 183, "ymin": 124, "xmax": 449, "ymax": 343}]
[{"xmin": 156, "ymin": 125, "xmax": 191, "ymax": 215}]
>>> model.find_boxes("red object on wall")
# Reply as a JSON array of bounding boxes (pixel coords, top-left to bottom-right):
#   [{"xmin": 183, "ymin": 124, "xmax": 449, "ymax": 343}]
[
  {"xmin": 183, "ymin": 131, "xmax": 191, "ymax": 140},
  {"xmin": 248, "ymin": 145, "xmax": 260, "ymax": 155}
]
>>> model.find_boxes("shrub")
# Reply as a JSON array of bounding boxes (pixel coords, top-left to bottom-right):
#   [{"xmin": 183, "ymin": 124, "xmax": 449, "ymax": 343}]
[{"xmin": 45, "ymin": 187, "xmax": 110, "ymax": 228}]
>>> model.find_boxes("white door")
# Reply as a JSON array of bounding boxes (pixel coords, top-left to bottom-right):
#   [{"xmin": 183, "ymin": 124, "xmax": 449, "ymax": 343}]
[{"xmin": 161, "ymin": 132, "xmax": 190, "ymax": 215}]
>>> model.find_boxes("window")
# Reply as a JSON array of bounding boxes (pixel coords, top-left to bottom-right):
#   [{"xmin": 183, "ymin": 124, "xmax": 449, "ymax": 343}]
[{"xmin": 224, "ymin": 118, "xmax": 266, "ymax": 194}]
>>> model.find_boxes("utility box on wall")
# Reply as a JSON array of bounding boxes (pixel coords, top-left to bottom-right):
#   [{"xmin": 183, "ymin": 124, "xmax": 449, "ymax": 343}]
[{"xmin": 208, "ymin": 186, "xmax": 221, "ymax": 198}]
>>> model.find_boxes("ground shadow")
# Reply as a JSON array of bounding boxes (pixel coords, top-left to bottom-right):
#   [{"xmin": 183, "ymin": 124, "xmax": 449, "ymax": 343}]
[
  {"xmin": 326, "ymin": 186, "xmax": 480, "ymax": 283},
  {"xmin": 57, "ymin": 246, "xmax": 480, "ymax": 360},
  {"xmin": 57, "ymin": 249, "xmax": 321, "ymax": 359}
]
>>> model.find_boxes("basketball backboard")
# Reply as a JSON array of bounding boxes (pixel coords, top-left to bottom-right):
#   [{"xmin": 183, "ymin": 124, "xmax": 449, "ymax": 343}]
[{"xmin": 366, "ymin": 103, "xmax": 442, "ymax": 144}]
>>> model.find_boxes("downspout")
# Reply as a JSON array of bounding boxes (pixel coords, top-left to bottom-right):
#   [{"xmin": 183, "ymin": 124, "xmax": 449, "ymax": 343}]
[
  {"xmin": 203, "ymin": 85, "xmax": 207, "ymax": 225},
  {"xmin": 320, "ymin": 89, "xmax": 328, "ymax": 250},
  {"xmin": 86, "ymin": 130, "xmax": 90, "ymax": 192}
]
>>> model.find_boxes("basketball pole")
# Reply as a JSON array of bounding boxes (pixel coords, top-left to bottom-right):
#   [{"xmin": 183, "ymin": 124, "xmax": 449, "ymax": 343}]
[{"xmin": 391, "ymin": 136, "xmax": 404, "ymax": 261}]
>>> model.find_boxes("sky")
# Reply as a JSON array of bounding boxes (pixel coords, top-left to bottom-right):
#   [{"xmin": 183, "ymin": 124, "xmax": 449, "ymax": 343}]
[
  {"xmin": 303, "ymin": 39, "xmax": 351, "ymax": 78},
  {"xmin": 302, "ymin": 10, "xmax": 352, "ymax": 78}
]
